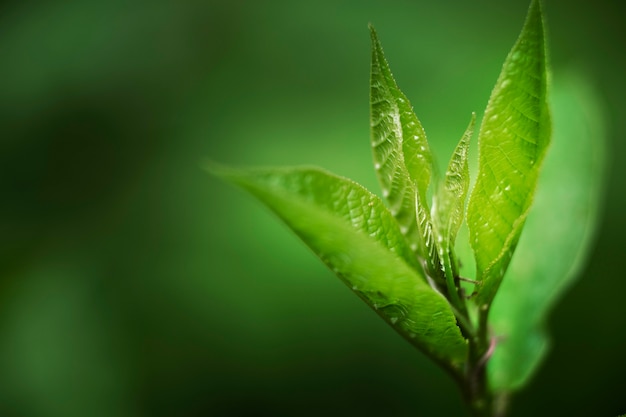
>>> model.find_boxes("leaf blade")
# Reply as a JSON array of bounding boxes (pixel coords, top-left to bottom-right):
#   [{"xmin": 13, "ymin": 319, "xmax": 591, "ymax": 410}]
[
  {"xmin": 369, "ymin": 25, "xmax": 433, "ymax": 203},
  {"xmin": 369, "ymin": 26, "xmax": 444, "ymax": 285},
  {"xmin": 433, "ymin": 115, "xmax": 474, "ymax": 304},
  {"xmin": 467, "ymin": 0, "xmax": 551, "ymax": 306},
  {"xmin": 210, "ymin": 165, "xmax": 468, "ymax": 364},
  {"xmin": 487, "ymin": 71, "xmax": 606, "ymax": 392},
  {"xmin": 433, "ymin": 114, "xmax": 474, "ymax": 252}
]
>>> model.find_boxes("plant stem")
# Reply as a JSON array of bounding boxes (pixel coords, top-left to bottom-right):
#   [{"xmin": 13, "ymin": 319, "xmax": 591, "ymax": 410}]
[
  {"xmin": 442, "ymin": 246, "xmax": 466, "ymax": 317},
  {"xmin": 462, "ymin": 307, "xmax": 500, "ymax": 417},
  {"xmin": 443, "ymin": 251, "xmax": 502, "ymax": 416},
  {"xmin": 444, "ymin": 281, "xmax": 502, "ymax": 417}
]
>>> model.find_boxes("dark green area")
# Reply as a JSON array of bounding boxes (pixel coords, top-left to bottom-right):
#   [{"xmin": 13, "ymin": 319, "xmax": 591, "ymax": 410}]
[{"xmin": 1, "ymin": 1, "xmax": 624, "ymax": 416}]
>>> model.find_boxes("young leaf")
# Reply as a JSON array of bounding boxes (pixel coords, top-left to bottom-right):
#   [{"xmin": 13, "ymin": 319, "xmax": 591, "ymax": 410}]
[
  {"xmin": 433, "ymin": 115, "xmax": 474, "ymax": 303},
  {"xmin": 433, "ymin": 114, "xmax": 474, "ymax": 254},
  {"xmin": 369, "ymin": 25, "xmax": 444, "ymax": 284},
  {"xmin": 487, "ymin": 72, "xmax": 606, "ymax": 392},
  {"xmin": 210, "ymin": 165, "xmax": 468, "ymax": 365},
  {"xmin": 467, "ymin": 0, "xmax": 551, "ymax": 307},
  {"xmin": 415, "ymin": 195, "xmax": 445, "ymax": 290},
  {"xmin": 369, "ymin": 25, "xmax": 432, "ymax": 203}
]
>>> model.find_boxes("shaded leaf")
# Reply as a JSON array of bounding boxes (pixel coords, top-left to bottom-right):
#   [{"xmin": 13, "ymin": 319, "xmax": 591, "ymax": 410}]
[
  {"xmin": 210, "ymin": 165, "xmax": 468, "ymax": 364},
  {"xmin": 433, "ymin": 115, "xmax": 474, "ymax": 301},
  {"xmin": 467, "ymin": 0, "xmax": 551, "ymax": 307},
  {"xmin": 415, "ymin": 192, "xmax": 447, "ymax": 291},
  {"xmin": 488, "ymin": 71, "xmax": 606, "ymax": 391},
  {"xmin": 433, "ymin": 114, "xmax": 474, "ymax": 254}
]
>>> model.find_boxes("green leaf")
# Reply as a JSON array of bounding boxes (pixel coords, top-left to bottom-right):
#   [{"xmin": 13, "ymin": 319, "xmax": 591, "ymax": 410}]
[
  {"xmin": 467, "ymin": 0, "xmax": 551, "ymax": 307},
  {"xmin": 487, "ymin": 71, "xmax": 606, "ymax": 392},
  {"xmin": 433, "ymin": 115, "xmax": 474, "ymax": 303},
  {"xmin": 369, "ymin": 25, "xmax": 433, "ymax": 204},
  {"xmin": 433, "ymin": 114, "xmax": 474, "ymax": 254},
  {"xmin": 415, "ymin": 194, "xmax": 444, "ymax": 288},
  {"xmin": 210, "ymin": 165, "xmax": 468, "ymax": 365},
  {"xmin": 369, "ymin": 25, "xmax": 443, "ymax": 284}
]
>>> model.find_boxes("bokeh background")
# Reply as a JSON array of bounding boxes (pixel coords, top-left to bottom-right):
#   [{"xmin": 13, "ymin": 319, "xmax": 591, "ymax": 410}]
[{"xmin": 1, "ymin": 0, "xmax": 624, "ymax": 416}]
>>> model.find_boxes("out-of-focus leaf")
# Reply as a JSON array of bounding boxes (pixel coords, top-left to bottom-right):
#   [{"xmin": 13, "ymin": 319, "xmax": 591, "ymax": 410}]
[
  {"xmin": 487, "ymin": 71, "xmax": 606, "ymax": 392},
  {"xmin": 467, "ymin": 0, "xmax": 551, "ymax": 307},
  {"xmin": 210, "ymin": 165, "xmax": 468, "ymax": 365},
  {"xmin": 369, "ymin": 26, "xmax": 443, "ymax": 284}
]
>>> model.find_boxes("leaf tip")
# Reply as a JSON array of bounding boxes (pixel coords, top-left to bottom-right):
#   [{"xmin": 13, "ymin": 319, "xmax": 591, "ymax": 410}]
[
  {"xmin": 525, "ymin": 0, "xmax": 547, "ymax": 34},
  {"xmin": 368, "ymin": 23, "xmax": 380, "ymax": 49},
  {"xmin": 368, "ymin": 23, "xmax": 376, "ymax": 36},
  {"xmin": 204, "ymin": 160, "xmax": 230, "ymax": 178},
  {"xmin": 204, "ymin": 161, "xmax": 251, "ymax": 187}
]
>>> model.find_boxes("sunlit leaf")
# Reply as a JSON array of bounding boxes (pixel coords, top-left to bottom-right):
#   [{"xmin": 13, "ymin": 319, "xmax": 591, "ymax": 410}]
[
  {"xmin": 210, "ymin": 165, "xmax": 468, "ymax": 365},
  {"xmin": 369, "ymin": 26, "xmax": 444, "ymax": 284},
  {"xmin": 487, "ymin": 71, "xmax": 606, "ymax": 392},
  {"xmin": 467, "ymin": 0, "xmax": 551, "ymax": 307}
]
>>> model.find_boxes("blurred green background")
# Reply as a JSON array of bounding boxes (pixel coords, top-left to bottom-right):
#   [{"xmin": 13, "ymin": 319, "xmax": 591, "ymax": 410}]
[{"xmin": 1, "ymin": 0, "xmax": 624, "ymax": 416}]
